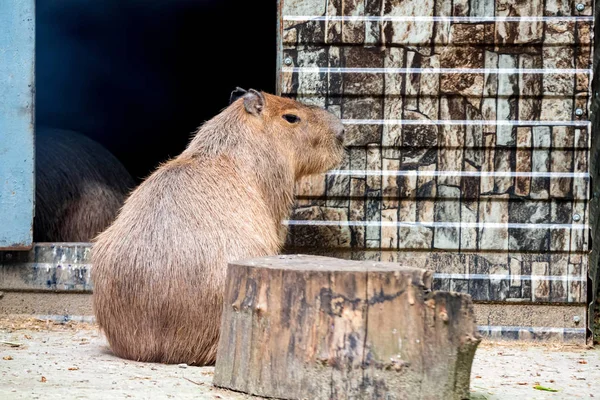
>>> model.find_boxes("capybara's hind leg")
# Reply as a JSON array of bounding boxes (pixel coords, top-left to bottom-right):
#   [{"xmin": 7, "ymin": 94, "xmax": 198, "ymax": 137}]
[{"xmin": 102, "ymin": 325, "xmax": 165, "ymax": 363}]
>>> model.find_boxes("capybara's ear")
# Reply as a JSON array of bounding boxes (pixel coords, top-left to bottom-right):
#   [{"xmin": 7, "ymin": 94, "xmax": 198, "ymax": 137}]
[
  {"xmin": 243, "ymin": 89, "xmax": 265, "ymax": 116},
  {"xmin": 229, "ymin": 87, "xmax": 247, "ymax": 104}
]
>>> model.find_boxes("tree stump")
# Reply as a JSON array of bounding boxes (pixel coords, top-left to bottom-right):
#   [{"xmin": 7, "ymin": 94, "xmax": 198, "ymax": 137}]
[{"xmin": 214, "ymin": 255, "xmax": 481, "ymax": 400}]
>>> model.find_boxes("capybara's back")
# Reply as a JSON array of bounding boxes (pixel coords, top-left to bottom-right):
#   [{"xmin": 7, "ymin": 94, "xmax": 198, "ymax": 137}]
[
  {"xmin": 34, "ymin": 127, "xmax": 135, "ymax": 242},
  {"xmin": 91, "ymin": 89, "xmax": 345, "ymax": 365}
]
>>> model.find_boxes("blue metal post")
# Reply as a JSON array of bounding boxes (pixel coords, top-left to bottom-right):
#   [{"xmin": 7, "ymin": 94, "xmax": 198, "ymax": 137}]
[{"xmin": 0, "ymin": 1, "xmax": 35, "ymax": 249}]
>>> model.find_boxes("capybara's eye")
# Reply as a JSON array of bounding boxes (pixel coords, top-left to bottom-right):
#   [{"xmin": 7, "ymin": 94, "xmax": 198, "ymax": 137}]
[{"xmin": 282, "ymin": 114, "xmax": 301, "ymax": 124}]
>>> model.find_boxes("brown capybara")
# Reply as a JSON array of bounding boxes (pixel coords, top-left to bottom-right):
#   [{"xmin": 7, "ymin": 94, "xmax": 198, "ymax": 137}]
[
  {"xmin": 91, "ymin": 88, "xmax": 346, "ymax": 365},
  {"xmin": 34, "ymin": 127, "xmax": 135, "ymax": 242}
]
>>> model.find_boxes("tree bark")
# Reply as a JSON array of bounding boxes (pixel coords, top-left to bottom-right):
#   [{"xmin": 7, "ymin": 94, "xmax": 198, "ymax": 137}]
[{"xmin": 214, "ymin": 255, "xmax": 481, "ymax": 400}]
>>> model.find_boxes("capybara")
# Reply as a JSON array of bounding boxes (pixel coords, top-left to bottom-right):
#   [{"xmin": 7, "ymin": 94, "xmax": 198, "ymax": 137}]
[
  {"xmin": 91, "ymin": 89, "xmax": 345, "ymax": 365},
  {"xmin": 34, "ymin": 127, "xmax": 135, "ymax": 242}
]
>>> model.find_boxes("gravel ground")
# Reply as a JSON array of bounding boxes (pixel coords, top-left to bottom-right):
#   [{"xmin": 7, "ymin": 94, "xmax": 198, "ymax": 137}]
[{"xmin": 0, "ymin": 317, "xmax": 598, "ymax": 400}]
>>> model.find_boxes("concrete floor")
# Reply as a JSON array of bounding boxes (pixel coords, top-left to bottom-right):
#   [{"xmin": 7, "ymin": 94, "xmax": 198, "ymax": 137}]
[{"xmin": 0, "ymin": 317, "xmax": 598, "ymax": 400}]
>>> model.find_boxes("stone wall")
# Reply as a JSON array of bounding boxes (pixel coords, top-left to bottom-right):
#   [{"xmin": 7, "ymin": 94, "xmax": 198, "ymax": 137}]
[{"xmin": 279, "ymin": 0, "xmax": 595, "ymax": 341}]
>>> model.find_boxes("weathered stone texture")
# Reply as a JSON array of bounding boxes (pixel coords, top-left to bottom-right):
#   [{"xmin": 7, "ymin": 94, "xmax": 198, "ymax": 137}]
[{"xmin": 281, "ymin": 0, "xmax": 593, "ymax": 309}]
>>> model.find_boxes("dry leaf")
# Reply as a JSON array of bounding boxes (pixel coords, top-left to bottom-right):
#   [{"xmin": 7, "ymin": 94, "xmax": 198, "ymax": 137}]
[
  {"xmin": 68, "ymin": 367, "xmax": 79, "ymax": 371},
  {"xmin": 517, "ymin": 382, "xmax": 527, "ymax": 385},
  {"xmin": 2, "ymin": 356, "xmax": 13, "ymax": 361},
  {"xmin": 41, "ymin": 376, "xmax": 47, "ymax": 383},
  {"xmin": 534, "ymin": 385, "xmax": 558, "ymax": 392},
  {"xmin": 0, "ymin": 341, "xmax": 22, "ymax": 347},
  {"xmin": 24, "ymin": 335, "xmax": 32, "ymax": 340},
  {"xmin": 578, "ymin": 360, "xmax": 588, "ymax": 364}
]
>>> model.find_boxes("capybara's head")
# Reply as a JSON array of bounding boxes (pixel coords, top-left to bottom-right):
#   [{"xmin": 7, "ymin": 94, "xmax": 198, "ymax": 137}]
[{"xmin": 230, "ymin": 88, "xmax": 346, "ymax": 178}]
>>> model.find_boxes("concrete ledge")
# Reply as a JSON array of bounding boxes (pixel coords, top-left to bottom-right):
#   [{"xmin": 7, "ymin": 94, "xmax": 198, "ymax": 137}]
[{"xmin": 1, "ymin": 243, "xmax": 92, "ymax": 292}]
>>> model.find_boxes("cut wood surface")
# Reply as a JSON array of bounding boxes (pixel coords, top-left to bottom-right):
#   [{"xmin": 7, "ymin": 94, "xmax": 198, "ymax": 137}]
[{"xmin": 214, "ymin": 255, "xmax": 481, "ymax": 400}]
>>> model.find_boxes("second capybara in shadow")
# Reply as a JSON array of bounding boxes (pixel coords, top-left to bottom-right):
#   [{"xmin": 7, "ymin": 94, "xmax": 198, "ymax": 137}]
[
  {"xmin": 34, "ymin": 127, "xmax": 135, "ymax": 242},
  {"xmin": 91, "ymin": 88, "xmax": 345, "ymax": 365}
]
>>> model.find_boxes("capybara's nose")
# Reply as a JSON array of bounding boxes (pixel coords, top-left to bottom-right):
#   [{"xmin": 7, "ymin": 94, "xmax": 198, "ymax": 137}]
[{"xmin": 336, "ymin": 127, "xmax": 345, "ymax": 143}]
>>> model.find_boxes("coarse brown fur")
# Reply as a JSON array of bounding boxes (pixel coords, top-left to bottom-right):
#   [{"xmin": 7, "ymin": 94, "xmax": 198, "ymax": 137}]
[
  {"xmin": 34, "ymin": 127, "xmax": 135, "ymax": 242},
  {"xmin": 91, "ymin": 90, "xmax": 345, "ymax": 365}
]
